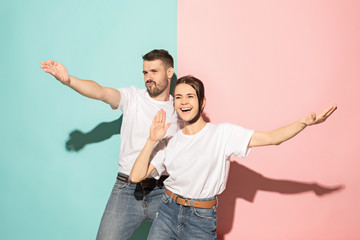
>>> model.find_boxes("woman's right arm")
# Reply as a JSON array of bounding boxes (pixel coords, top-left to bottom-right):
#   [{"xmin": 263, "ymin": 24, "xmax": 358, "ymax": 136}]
[
  {"xmin": 130, "ymin": 139, "xmax": 158, "ymax": 183},
  {"xmin": 130, "ymin": 109, "xmax": 171, "ymax": 183}
]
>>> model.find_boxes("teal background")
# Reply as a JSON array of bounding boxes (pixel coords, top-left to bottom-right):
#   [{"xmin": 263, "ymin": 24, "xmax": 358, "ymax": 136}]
[{"xmin": 0, "ymin": 0, "xmax": 176, "ymax": 239}]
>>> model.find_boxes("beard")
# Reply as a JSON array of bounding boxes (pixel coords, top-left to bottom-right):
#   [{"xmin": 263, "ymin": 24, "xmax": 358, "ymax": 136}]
[{"xmin": 146, "ymin": 79, "xmax": 169, "ymax": 97}]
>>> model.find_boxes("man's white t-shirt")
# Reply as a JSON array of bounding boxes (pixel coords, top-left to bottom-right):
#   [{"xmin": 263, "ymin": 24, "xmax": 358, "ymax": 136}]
[
  {"xmin": 151, "ymin": 123, "xmax": 254, "ymax": 198},
  {"xmin": 115, "ymin": 86, "xmax": 181, "ymax": 175}
]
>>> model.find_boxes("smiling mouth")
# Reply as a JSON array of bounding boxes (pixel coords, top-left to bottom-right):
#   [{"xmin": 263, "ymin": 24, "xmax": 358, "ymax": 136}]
[{"xmin": 180, "ymin": 107, "xmax": 192, "ymax": 112}]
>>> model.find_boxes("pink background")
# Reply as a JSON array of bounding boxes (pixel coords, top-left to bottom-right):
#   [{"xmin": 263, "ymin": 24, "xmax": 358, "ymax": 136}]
[{"xmin": 178, "ymin": 1, "xmax": 360, "ymax": 239}]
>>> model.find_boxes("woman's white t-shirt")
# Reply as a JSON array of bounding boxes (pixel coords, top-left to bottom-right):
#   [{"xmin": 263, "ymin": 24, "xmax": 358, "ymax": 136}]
[{"xmin": 151, "ymin": 123, "xmax": 254, "ymax": 198}]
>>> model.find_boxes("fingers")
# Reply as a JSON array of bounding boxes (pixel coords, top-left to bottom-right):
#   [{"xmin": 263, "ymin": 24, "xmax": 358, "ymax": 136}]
[
  {"xmin": 321, "ymin": 105, "xmax": 336, "ymax": 116},
  {"xmin": 156, "ymin": 109, "xmax": 167, "ymax": 123},
  {"xmin": 160, "ymin": 109, "xmax": 167, "ymax": 123},
  {"xmin": 153, "ymin": 109, "xmax": 167, "ymax": 125},
  {"xmin": 155, "ymin": 110, "xmax": 161, "ymax": 123},
  {"xmin": 40, "ymin": 60, "xmax": 55, "ymax": 73},
  {"xmin": 40, "ymin": 61, "xmax": 49, "ymax": 70},
  {"xmin": 151, "ymin": 114, "xmax": 157, "ymax": 126},
  {"xmin": 43, "ymin": 67, "xmax": 56, "ymax": 76},
  {"xmin": 324, "ymin": 105, "xmax": 337, "ymax": 118},
  {"xmin": 159, "ymin": 109, "xmax": 163, "ymax": 123},
  {"xmin": 40, "ymin": 60, "xmax": 55, "ymax": 67},
  {"xmin": 317, "ymin": 105, "xmax": 337, "ymax": 122},
  {"xmin": 308, "ymin": 104, "xmax": 337, "ymax": 126}
]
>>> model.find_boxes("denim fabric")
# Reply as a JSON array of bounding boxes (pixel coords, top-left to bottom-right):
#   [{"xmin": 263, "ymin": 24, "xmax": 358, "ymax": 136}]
[
  {"xmin": 147, "ymin": 193, "xmax": 218, "ymax": 240},
  {"xmin": 96, "ymin": 174, "xmax": 165, "ymax": 240}
]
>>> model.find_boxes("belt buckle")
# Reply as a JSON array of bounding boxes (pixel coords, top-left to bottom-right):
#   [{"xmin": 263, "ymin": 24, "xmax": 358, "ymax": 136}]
[
  {"xmin": 174, "ymin": 194, "xmax": 180, "ymax": 204},
  {"xmin": 176, "ymin": 195, "xmax": 189, "ymax": 207}
]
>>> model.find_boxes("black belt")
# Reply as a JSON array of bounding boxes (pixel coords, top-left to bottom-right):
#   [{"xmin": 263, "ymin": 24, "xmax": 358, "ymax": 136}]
[{"xmin": 117, "ymin": 174, "xmax": 167, "ymax": 187}]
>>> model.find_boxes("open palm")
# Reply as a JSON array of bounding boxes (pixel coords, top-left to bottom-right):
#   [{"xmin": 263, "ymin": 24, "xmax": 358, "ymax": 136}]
[
  {"xmin": 305, "ymin": 104, "xmax": 337, "ymax": 126},
  {"xmin": 40, "ymin": 60, "xmax": 70, "ymax": 85},
  {"xmin": 150, "ymin": 109, "xmax": 171, "ymax": 142}
]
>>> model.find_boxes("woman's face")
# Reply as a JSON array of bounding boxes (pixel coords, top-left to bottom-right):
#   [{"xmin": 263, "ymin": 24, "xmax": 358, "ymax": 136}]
[{"xmin": 174, "ymin": 83, "xmax": 199, "ymax": 122}]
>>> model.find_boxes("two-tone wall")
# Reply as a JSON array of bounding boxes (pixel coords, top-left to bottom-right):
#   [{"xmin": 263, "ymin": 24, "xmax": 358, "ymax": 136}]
[{"xmin": 1, "ymin": 1, "xmax": 359, "ymax": 239}]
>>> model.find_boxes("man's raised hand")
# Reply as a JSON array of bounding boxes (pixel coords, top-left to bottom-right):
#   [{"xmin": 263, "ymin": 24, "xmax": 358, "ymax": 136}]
[{"xmin": 40, "ymin": 60, "xmax": 70, "ymax": 85}]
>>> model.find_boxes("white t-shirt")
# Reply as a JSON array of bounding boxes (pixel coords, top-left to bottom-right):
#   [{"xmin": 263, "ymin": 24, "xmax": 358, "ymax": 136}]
[
  {"xmin": 151, "ymin": 123, "xmax": 254, "ymax": 198},
  {"xmin": 115, "ymin": 86, "xmax": 181, "ymax": 175}
]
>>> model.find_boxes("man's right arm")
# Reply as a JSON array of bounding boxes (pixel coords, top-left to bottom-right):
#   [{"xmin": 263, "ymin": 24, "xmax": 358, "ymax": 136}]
[{"xmin": 40, "ymin": 60, "xmax": 121, "ymax": 109}]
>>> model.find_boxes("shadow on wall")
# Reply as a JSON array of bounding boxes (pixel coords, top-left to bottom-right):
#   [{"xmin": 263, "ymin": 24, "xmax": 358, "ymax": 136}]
[
  {"xmin": 216, "ymin": 161, "xmax": 344, "ymax": 240},
  {"xmin": 65, "ymin": 115, "xmax": 122, "ymax": 152}
]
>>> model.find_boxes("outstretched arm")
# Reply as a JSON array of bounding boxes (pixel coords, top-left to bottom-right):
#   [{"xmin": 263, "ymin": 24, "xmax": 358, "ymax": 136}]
[
  {"xmin": 130, "ymin": 109, "xmax": 171, "ymax": 183},
  {"xmin": 40, "ymin": 60, "xmax": 121, "ymax": 108},
  {"xmin": 249, "ymin": 105, "xmax": 337, "ymax": 147}
]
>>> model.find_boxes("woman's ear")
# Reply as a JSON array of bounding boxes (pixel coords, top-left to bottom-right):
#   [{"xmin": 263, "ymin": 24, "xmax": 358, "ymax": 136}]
[{"xmin": 201, "ymin": 98, "xmax": 206, "ymax": 110}]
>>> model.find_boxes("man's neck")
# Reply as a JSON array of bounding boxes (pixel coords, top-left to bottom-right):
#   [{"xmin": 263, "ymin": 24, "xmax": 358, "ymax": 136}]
[{"xmin": 151, "ymin": 92, "xmax": 170, "ymax": 101}]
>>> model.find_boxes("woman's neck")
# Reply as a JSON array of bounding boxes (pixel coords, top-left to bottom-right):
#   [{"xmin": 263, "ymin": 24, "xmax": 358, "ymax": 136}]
[{"xmin": 182, "ymin": 117, "xmax": 207, "ymax": 135}]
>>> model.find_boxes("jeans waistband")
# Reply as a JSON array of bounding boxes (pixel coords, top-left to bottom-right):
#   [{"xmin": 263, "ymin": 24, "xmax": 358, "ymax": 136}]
[{"xmin": 117, "ymin": 173, "xmax": 167, "ymax": 187}]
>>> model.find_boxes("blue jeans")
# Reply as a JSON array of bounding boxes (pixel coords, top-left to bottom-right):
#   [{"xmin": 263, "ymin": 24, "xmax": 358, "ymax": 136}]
[
  {"xmin": 147, "ymin": 193, "xmax": 218, "ymax": 240},
  {"xmin": 96, "ymin": 173, "xmax": 165, "ymax": 240}
]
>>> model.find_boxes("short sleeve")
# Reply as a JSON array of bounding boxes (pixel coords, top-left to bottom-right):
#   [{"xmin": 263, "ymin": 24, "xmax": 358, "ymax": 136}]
[
  {"xmin": 114, "ymin": 87, "xmax": 134, "ymax": 111},
  {"xmin": 224, "ymin": 123, "xmax": 254, "ymax": 158}
]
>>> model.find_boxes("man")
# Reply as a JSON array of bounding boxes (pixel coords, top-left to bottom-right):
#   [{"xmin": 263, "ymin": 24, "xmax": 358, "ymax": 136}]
[{"xmin": 40, "ymin": 50, "xmax": 181, "ymax": 239}]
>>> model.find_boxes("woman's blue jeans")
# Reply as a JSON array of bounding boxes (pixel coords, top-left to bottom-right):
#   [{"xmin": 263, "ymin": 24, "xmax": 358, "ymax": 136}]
[{"xmin": 147, "ymin": 192, "xmax": 218, "ymax": 240}]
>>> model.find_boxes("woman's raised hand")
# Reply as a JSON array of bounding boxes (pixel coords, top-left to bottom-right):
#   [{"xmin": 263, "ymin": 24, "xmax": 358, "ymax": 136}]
[
  {"xmin": 304, "ymin": 104, "xmax": 337, "ymax": 126},
  {"xmin": 149, "ymin": 109, "xmax": 171, "ymax": 142}
]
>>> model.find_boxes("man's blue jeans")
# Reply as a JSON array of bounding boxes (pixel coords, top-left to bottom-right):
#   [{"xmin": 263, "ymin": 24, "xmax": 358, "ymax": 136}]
[
  {"xmin": 96, "ymin": 173, "xmax": 165, "ymax": 240},
  {"xmin": 147, "ymin": 192, "xmax": 218, "ymax": 240}
]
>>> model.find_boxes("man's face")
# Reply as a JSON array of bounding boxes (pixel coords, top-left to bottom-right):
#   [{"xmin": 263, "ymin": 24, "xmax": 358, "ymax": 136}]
[{"xmin": 143, "ymin": 60, "xmax": 169, "ymax": 97}]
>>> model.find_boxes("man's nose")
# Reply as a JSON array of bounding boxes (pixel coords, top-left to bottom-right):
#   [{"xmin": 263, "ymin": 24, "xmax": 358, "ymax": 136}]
[{"xmin": 145, "ymin": 73, "xmax": 152, "ymax": 80}]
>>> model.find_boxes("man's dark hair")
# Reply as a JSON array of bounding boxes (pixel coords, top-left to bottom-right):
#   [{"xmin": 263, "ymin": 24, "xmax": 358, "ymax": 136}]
[
  {"xmin": 143, "ymin": 49, "xmax": 174, "ymax": 69},
  {"xmin": 175, "ymin": 75, "xmax": 205, "ymax": 124}
]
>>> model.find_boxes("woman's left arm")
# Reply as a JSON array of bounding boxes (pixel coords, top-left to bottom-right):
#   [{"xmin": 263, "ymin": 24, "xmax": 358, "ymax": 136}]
[{"xmin": 249, "ymin": 104, "xmax": 337, "ymax": 147}]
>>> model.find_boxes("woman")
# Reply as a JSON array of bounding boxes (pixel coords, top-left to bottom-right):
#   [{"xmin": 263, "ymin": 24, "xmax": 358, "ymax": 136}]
[{"xmin": 130, "ymin": 76, "xmax": 337, "ymax": 239}]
